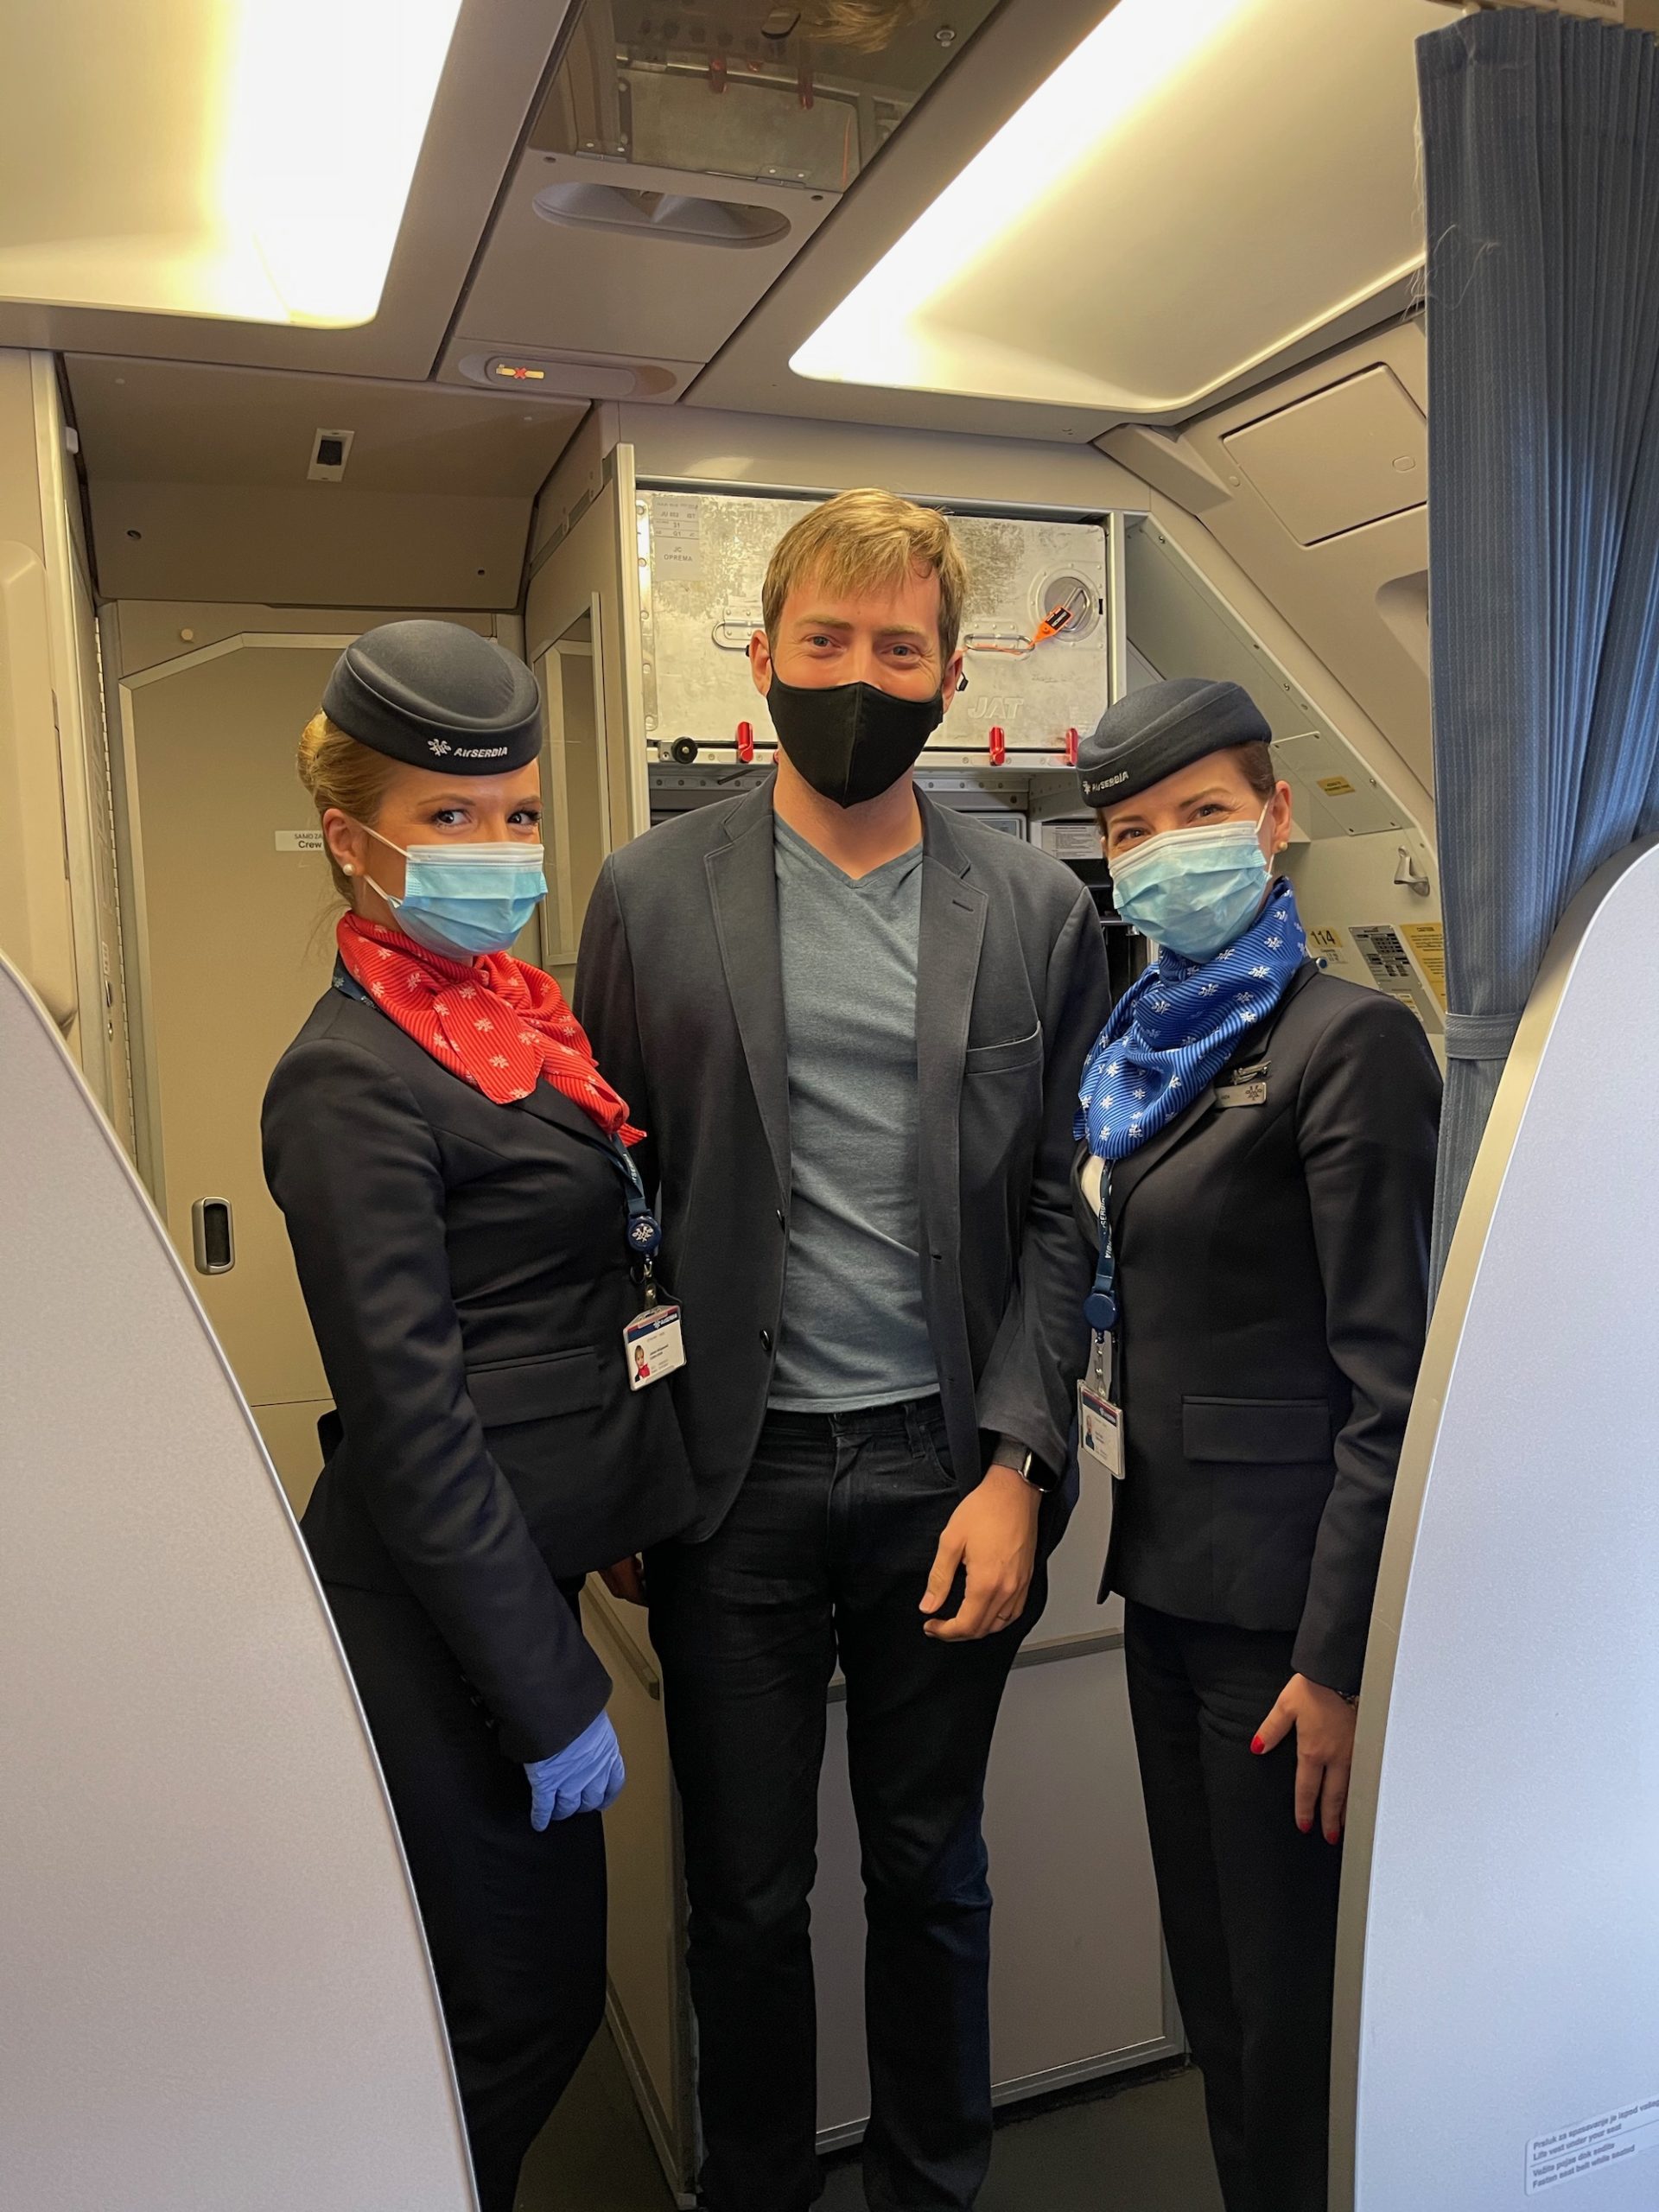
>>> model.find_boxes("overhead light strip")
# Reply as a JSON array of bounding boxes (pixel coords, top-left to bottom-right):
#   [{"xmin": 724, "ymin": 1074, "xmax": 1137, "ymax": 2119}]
[
  {"xmin": 219, "ymin": 0, "xmax": 463, "ymax": 327},
  {"xmin": 790, "ymin": 0, "xmax": 1269, "ymax": 390}
]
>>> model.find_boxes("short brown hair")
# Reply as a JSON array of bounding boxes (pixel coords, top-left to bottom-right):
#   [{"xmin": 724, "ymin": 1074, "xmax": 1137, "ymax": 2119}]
[
  {"xmin": 1234, "ymin": 741, "xmax": 1277, "ymax": 800},
  {"xmin": 762, "ymin": 487, "xmax": 969, "ymax": 662},
  {"xmin": 297, "ymin": 710, "xmax": 401, "ymax": 900}
]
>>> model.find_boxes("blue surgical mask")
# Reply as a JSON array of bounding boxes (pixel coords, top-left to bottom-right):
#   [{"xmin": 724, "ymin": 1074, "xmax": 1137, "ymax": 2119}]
[
  {"xmin": 1109, "ymin": 807, "xmax": 1272, "ymax": 963},
  {"xmin": 359, "ymin": 829, "xmax": 547, "ymax": 959}
]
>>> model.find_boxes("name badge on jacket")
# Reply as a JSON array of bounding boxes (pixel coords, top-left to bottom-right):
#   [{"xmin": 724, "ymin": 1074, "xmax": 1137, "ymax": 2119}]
[
  {"xmin": 1216, "ymin": 1057, "xmax": 1269, "ymax": 1109},
  {"xmin": 1078, "ymin": 1383, "xmax": 1124, "ymax": 1482},
  {"xmin": 625, "ymin": 1305, "xmax": 686, "ymax": 1391}
]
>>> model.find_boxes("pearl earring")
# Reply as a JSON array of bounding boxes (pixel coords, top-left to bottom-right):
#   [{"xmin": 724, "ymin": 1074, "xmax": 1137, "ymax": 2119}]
[{"xmin": 342, "ymin": 862, "xmax": 353, "ymax": 875}]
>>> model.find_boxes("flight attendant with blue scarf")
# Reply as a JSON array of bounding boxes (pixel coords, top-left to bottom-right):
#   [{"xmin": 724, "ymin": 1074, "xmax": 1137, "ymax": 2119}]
[{"xmin": 1072, "ymin": 679, "xmax": 1440, "ymax": 2212}]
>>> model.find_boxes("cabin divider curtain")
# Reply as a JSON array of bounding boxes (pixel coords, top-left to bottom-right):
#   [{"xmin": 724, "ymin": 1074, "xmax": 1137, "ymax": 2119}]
[{"xmin": 1418, "ymin": 10, "xmax": 1659, "ymax": 1286}]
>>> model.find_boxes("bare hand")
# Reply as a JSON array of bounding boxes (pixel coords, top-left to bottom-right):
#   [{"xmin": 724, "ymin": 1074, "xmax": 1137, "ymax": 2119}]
[
  {"xmin": 919, "ymin": 1466, "xmax": 1039, "ymax": 1642},
  {"xmin": 601, "ymin": 1555, "xmax": 647, "ymax": 1606},
  {"xmin": 1253, "ymin": 1673, "xmax": 1357, "ymax": 1843}
]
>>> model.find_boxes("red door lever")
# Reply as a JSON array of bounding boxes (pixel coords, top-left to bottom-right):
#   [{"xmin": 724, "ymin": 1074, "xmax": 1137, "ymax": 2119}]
[
  {"xmin": 736, "ymin": 720, "xmax": 755, "ymax": 764},
  {"xmin": 988, "ymin": 724, "xmax": 1007, "ymax": 766}
]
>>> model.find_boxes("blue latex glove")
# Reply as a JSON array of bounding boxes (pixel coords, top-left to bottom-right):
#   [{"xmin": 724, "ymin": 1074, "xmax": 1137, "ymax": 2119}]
[{"xmin": 524, "ymin": 1712, "xmax": 626, "ymax": 1831}]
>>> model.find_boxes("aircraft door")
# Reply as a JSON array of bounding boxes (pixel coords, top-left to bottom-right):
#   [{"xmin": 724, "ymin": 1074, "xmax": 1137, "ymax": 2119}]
[{"xmin": 119, "ymin": 636, "xmax": 344, "ymax": 1506}]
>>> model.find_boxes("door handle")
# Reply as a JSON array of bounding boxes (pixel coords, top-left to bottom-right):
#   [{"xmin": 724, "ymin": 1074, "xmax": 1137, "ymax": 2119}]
[{"xmin": 191, "ymin": 1197, "xmax": 235, "ymax": 1275}]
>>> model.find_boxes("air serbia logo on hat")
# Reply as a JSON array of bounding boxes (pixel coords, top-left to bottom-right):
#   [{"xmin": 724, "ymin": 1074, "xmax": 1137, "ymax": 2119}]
[
  {"xmin": 429, "ymin": 737, "xmax": 510, "ymax": 760},
  {"xmin": 322, "ymin": 620, "xmax": 543, "ymax": 777}
]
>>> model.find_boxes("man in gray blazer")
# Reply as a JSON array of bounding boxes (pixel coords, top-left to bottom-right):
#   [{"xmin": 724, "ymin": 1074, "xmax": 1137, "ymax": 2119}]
[{"xmin": 576, "ymin": 488, "xmax": 1111, "ymax": 2212}]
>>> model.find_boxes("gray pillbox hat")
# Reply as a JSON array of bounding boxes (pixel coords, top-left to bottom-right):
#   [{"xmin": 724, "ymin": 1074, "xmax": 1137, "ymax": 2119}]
[
  {"xmin": 322, "ymin": 620, "xmax": 542, "ymax": 773},
  {"xmin": 1077, "ymin": 677, "xmax": 1271, "ymax": 808}
]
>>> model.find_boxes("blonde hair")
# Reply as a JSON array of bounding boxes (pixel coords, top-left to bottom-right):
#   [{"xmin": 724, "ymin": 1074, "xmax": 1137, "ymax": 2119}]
[
  {"xmin": 800, "ymin": 1, "xmax": 931, "ymax": 51},
  {"xmin": 762, "ymin": 487, "xmax": 969, "ymax": 662},
  {"xmin": 296, "ymin": 710, "xmax": 400, "ymax": 901}
]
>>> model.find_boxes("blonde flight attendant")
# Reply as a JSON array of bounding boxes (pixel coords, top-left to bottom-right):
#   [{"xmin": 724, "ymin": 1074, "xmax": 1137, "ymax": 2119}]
[
  {"xmin": 262, "ymin": 621, "xmax": 696, "ymax": 2211},
  {"xmin": 1072, "ymin": 678, "xmax": 1440, "ymax": 2212}
]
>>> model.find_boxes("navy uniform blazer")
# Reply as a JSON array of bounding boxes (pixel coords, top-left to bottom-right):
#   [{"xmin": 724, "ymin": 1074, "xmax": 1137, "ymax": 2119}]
[
  {"xmin": 263, "ymin": 976, "xmax": 696, "ymax": 1761},
  {"xmin": 575, "ymin": 779, "xmax": 1115, "ymax": 1539},
  {"xmin": 1075, "ymin": 964, "xmax": 1441, "ymax": 1694}
]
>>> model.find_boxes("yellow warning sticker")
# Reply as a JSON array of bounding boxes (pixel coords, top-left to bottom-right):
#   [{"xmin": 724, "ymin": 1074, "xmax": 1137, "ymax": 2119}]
[
  {"xmin": 1400, "ymin": 921, "xmax": 1447, "ymax": 1011},
  {"xmin": 1316, "ymin": 774, "xmax": 1357, "ymax": 798}
]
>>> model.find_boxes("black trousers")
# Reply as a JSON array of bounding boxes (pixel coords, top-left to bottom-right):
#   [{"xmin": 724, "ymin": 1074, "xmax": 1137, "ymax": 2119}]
[
  {"xmin": 648, "ymin": 1402, "xmax": 1040, "ymax": 2212},
  {"xmin": 324, "ymin": 1580, "xmax": 607, "ymax": 2212},
  {"xmin": 1123, "ymin": 1599, "xmax": 1344, "ymax": 2212}
]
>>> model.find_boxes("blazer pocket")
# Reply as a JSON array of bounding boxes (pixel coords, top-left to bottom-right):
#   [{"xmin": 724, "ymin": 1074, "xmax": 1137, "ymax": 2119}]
[
  {"xmin": 963, "ymin": 1024, "xmax": 1044, "ymax": 1076},
  {"xmin": 467, "ymin": 1347, "xmax": 604, "ymax": 1427},
  {"xmin": 1182, "ymin": 1395, "xmax": 1332, "ymax": 1465}
]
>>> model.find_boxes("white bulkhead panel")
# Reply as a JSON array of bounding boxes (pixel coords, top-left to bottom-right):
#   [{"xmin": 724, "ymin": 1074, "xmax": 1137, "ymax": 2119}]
[{"xmin": 638, "ymin": 488, "xmax": 1109, "ymax": 763}]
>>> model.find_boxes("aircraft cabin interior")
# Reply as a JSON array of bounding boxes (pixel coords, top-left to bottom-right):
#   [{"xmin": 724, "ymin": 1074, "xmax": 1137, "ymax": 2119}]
[{"xmin": 3, "ymin": 3, "xmax": 1659, "ymax": 2209}]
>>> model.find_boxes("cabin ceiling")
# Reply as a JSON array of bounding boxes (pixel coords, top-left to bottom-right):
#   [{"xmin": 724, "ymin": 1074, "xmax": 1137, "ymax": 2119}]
[
  {"xmin": 2, "ymin": 0, "xmax": 1450, "ymax": 424},
  {"xmin": 2, "ymin": 0, "xmax": 1461, "ymax": 602}
]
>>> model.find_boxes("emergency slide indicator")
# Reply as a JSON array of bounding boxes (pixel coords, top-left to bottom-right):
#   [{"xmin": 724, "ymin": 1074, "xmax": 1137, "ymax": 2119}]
[{"xmin": 1528, "ymin": 2095, "xmax": 1659, "ymax": 2193}]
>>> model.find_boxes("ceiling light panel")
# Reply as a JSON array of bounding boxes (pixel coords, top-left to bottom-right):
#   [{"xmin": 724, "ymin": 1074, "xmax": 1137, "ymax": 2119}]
[
  {"xmin": 791, "ymin": 0, "xmax": 1446, "ymax": 415},
  {"xmin": 0, "ymin": 0, "xmax": 461, "ymax": 328}
]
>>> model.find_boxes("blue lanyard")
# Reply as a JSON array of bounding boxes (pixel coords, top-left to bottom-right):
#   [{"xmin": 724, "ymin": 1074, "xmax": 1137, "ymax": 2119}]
[
  {"xmin": 607, "ymin": 1136, "xmax": 662, "ymax": 1262},
  {"xmin": 1084, "ymin": 1163, "xmax": 1116, "ymax": 1335}
]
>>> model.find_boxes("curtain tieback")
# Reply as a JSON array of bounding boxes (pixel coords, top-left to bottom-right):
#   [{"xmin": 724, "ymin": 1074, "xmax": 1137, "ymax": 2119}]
[{"xmin": 1443, "ymin": 1009, "xmax": 1523, "ymax": 1061}]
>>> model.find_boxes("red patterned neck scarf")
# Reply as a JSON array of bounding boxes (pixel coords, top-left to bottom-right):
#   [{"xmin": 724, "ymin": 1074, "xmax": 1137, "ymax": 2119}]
[{"xmin": 336, "ymin": 912, "xmax": 643, "ymax": 1144}]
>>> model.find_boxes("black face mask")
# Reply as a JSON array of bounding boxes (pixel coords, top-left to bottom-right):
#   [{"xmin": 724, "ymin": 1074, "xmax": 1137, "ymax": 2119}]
[{"xmin": 765, "ymin": 674, "xmax": 944, "ymax": 807}]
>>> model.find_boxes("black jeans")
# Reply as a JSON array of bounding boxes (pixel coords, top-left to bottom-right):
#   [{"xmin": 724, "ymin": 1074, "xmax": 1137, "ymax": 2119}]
[
  {"xmin": 1124, "ymin": 1599, "xmax": 1344, "ymax": 2212},
  {"xmin": 323, "ymin": 1580, "xmax": 607, "ymax": 2212},
  {"xmin": 648, "ymin": 1401, "xmax": 1042, "ymax": 2212}
]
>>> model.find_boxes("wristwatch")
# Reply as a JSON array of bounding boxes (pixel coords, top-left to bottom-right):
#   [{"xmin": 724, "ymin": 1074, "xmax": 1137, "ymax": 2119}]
[{"xmin": 996, "ymin": 1446, "xmax": 1061, "ymax": 1497}]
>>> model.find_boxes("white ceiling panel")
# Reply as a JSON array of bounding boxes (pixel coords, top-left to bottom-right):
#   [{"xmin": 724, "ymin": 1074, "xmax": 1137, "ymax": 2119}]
[
  {"xmin": 457, "ymin": 150, "xmax": 836, "ymax": 365},
  {"xmin": 694, "ymin": 0, "xmax": 1447, "ymax": 441},
  {"xmin": 68, "ymin": 356, "xmax": 584, "ymax": 607},
  {"xmin": 0, "ymin": 0, "xmax": 575, "ymax": 380},
  {"xmin": 67, "ymin": 358, "xmax": 583, "ymax": 494},
  {"xmin": 789, "ymin": 0, "xmax": 1445, "ymax": 416},
  {"xmin": 688, "ymin": 0, "xmax": 1168, "ymax": 442}
]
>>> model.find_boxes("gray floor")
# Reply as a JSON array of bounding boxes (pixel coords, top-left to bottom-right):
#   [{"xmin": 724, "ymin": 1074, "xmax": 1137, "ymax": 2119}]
[{"xmin": 519, "ymin": 2030, "xmax": 1224, "ymax": 2211}]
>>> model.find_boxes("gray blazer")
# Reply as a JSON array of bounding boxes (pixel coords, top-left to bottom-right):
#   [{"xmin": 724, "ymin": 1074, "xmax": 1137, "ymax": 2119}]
[{"xmin": 575, "ymin": 779, "xmax": 1114, "ymax": 1540}]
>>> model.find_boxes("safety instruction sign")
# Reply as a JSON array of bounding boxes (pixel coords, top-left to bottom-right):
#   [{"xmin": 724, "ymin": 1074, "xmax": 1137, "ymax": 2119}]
[
  {"xmin": 1400, "ymin": 920, "xmax": 1447, "ymax": 1011},
  {"xmin": 1349, "ymin": 924, "xmax": 1415, "ymax": 987},
  {"xmin": 1528, "ymin": 2094, "xmax": 1659, "ymax": 2192}
]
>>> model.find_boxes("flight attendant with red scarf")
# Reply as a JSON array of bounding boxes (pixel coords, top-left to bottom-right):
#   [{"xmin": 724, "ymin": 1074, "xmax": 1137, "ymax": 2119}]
[{"xmin": 263, "ymin": 621, "xmax": 695, "ymax": 2212}]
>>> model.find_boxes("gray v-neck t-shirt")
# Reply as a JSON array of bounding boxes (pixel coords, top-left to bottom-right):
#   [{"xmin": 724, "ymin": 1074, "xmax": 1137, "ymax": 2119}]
[{"xmin": 768, "ymin": 814, "xmax": 938, "ymax": 1412}]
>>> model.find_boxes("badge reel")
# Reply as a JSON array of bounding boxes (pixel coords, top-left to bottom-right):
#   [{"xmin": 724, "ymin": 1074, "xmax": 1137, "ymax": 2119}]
[
  {"xmin": 621, "ymin": 1185, "xmax": 686, "ymax": 1394},
  {"xmin": 1079, "ymin": 1238, "xmax": 1125, "ymax": 1484}
]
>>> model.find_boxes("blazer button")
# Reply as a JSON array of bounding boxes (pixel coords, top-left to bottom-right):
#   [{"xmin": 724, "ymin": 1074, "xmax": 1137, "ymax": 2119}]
[{"xmin": 760, "ymin": 1328, "xmax": 774, "ymax": 1353}]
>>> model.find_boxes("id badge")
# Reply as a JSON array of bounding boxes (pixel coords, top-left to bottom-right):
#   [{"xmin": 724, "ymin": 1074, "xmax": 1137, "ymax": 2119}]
[
  {"xmin": 624, "ymin": 1304, "xmax": 686, "ymax": 1392},
  {"xmin": 1077, "ymin": 1382, "xmax": 1124, "ymax": 1481},
  {"xmin": 1216, "ymin": 1057, "xmax": 1269, "ymax": 1109}
]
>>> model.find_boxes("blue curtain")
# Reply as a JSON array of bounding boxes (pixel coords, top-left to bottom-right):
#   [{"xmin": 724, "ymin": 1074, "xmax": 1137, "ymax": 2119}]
[{"xmin": 1419, "ymin": 11, "xmax": 1659, "ymax": 1282}]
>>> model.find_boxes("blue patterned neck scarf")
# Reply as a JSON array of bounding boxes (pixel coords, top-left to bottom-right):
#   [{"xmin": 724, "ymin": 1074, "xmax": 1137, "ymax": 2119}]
[{"xmin": 1078, "ymin": 880, "xmax": 1308, "ymax": 1162}]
